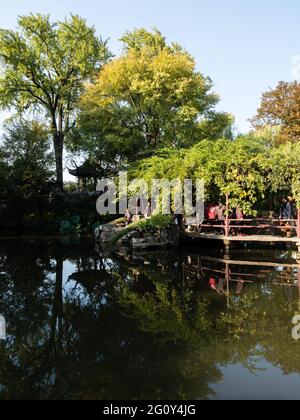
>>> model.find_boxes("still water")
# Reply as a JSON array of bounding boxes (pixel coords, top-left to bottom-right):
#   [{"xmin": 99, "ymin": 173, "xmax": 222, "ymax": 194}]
[{"xmin": 0, "ymin": 237, "xmax": 300, "ymax": 400}]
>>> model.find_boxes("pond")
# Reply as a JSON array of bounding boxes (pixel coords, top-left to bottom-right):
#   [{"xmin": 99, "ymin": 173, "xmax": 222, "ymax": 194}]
[{"xmin": 0, "ymin": 237, "xmax": 299, "ymax": 400}]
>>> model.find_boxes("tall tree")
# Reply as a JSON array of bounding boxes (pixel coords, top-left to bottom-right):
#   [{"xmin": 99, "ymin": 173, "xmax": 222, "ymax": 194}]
[
  {"xmin": 251, "ymin": 81, "xmax": 300, "ymax": 143},
  {"xmin": 78, "ymin": 28, "xmax": 232, "ymax": 164},
  {"xmin": 0, "ymin": 14, "xmax": 111, "ymax": 189}
]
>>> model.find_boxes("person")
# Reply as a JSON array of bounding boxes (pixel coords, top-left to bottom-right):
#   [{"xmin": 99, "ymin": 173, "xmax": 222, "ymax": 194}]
[
  {"xmin": 280, "ymin": 196, "xmax": 295, "ymax": 238},
  {"xmin": 209, "ymin": 277, "xmax": 217, "ymax": 291},
  {"xmin": 236, "ymin": 207, "xmax": 244, "ymax": 220},
  {"xmin": 217, "ymin": 201, "xmax": 226, "ymax": 221},
  {"xmin": 286, "ymin": 195, "xmax": 295, "ymax": 220},
  {"xmin": 124, "ymin": 208, "xmax": 132, "ymax": 226},
  {"xmin": 280, "ymin": 197, "xmax": 288, "ymax": 220},
  {"xmin": 235, "ymin": 207, "xmax": 244, "ymax": 236},
  {"xmin": 215, "ymin": 201, "xmax": 226, "ymax": 234},
  {"xmin": 174, "ymin": 213, "xmax": 183, "ymax": 227},
  {"xmin": 236, "ymin": 278, "xmax": 245, "ymax": 296},
  {"xmin": 207, "ymin": 204, "xmax": 217, "ymax": 221},
  {"xmin": 216, "ymin": 277, "xmax": 229, "ymax": 296},
  {"xmin": 286, "ymin": 195, "xmax": 296, "ymax": 237},
  {"xmin": 143, "ymin": 201, "xmax": 152, "ymax": 219}
]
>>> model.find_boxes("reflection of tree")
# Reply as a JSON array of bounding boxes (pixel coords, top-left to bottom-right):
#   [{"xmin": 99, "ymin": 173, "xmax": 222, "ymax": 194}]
[
  {"xmin": 117, "ymin": 277, "xmax": 212, "ymax": 343},
  {"xmin": 220, "ymin": 286, "xmax": 300, "ymax": 374},
  {"xmin": 0, "ymin": 240, "xmax": 300, "ymax": 400}
]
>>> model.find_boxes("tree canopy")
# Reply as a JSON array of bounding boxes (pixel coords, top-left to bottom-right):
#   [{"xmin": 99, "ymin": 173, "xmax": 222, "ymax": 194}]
[
  {"xmin": 131, "ymin": 135, "xmax": 300, "ymax": 213},
  {"xmin": 251, "ymin": 81, "xmax": 300, "ymax": 144},
  {"xmin": 76, "ymin": 28, "xmax": 233, "ymax": 169},
  {"xmin": 0, "ymin": 13, "xmax": 111, "ymax": 188},
  {"xmin": 0, "ymin": 14, "xmax": 299, "ymax": 218},
  {"xmin": 0, "ymin": 119, "xmax": 54, "ymax": 196}
]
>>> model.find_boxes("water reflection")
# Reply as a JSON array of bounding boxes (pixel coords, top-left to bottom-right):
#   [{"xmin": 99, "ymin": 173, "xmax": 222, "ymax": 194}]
[{"xmin": 0, "ymin": 238, "xmax": 299, "ymax": 400}]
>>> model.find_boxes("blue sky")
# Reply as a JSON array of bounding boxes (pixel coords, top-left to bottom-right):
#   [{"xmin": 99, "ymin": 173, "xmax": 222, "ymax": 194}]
[{"xmin": 1, "ymin": 0, "xmax": 300, "ymax": 133}]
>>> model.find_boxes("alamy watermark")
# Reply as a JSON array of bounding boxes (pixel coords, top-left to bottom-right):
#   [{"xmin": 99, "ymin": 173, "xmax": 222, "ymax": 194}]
[
  {"xmin": 95, "ymin": 171, "xmax": 205, "ymax": 220},
  {"xmin": 292, "ymin": 315, "xmax": 300, "ymax": 341}
]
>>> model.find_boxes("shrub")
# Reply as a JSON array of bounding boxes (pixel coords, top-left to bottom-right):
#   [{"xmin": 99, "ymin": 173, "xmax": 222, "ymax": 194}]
[{"xmin": 110, "ymin": 215, "xmax": 173, "ymax": 244}]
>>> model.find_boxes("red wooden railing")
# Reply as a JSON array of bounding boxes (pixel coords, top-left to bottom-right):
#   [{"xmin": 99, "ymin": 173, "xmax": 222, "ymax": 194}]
[{"xmin": 197, "ymin": 194, "xmax": 300, "ymax": 241}]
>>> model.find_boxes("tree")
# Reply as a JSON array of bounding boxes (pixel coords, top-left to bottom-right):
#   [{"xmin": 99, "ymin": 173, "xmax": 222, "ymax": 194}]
[
  {"xmin": 0, "ymin": 14, "xmax": 111, "ymax": 189},
  {"xmin": 131, "ymin": 136, "xmax": 268, "ymax": 215},
  {"xmin": 251, "ymin": 81, "xmax": 300, "ymax": 144},
  {"xmin": 78, "ymin": 28, "xmax": 232, "ymax": 165},
  {"xmin": 1, "ymin": 119, "xmax": 54, "ymax": 195}
]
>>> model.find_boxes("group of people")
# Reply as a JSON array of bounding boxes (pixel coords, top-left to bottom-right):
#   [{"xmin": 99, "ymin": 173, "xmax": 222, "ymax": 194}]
[
  {"xmin": 280, "ymin": 195, "xmax": 296, "ymax": 220},
  {"xmin": 206, "ymin": 202, "xmax": 244, "ymax": 222},
  {"xmin": 124, "ymin": 202, "xmax": 152, "ymax": 226},
  {"xmin": 209, "ymin": 276, "xmax": 245, "ymax": 296},
  {"xmin": 279, "ymin": 195, "xmax": 297, "ymax": 237}
]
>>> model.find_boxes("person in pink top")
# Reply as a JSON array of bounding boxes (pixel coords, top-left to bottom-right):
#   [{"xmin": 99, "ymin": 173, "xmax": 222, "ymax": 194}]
[
  {"xmin": 207, "ymin": 204, "xmax": 217, "ymax": 220},
  {"xmin": 236, "ymin": 207, "xmax": 244, "ymax": 220},
  {"xmin": 235, "ymin": 207, "xmax": 244, "ymax": 236}
]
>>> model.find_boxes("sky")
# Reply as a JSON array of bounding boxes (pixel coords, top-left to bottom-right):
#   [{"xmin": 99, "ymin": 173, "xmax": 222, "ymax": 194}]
[{"xmin": 1, "ymin": 0, "xmax": 300, "ymax": 133}]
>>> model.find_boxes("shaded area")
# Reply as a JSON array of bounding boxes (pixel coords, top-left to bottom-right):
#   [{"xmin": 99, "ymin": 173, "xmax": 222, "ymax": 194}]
[{"xmin": 0, "ymin": 238, "xmax": 299, "ymax": 400}]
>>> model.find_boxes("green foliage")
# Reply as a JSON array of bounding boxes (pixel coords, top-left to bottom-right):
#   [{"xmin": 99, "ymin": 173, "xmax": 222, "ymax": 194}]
[
  {"xmin": 140, "ymin": 214, "xmax": 174, "ymax": 231},
  {"xmin": 131, "ymin": 134, "xmax": 300, "ymax": 214},
  {"xmin": 0, "ymin": 119, "xmax": 54, "ymax": 196},
  {"xmin": 267, "ymin": 142, "xmax": 300, "ymax": 207},
  {"xmin": 76, "ymin": 28, "xmax": 232, "ymax": 169},
  {"xmin": 117, "ymin": 277, "xmax": 211, "ymax": 343},
  {"xmin": 111, "ymin": 214, "xmax": 173, "ymax": 244},
  {"xmin": 60, "ymin": 215, "xmax": 81, "ymax": 235},
  {"xmin": 0, "ymin": 13, "xmax": 111, "ymax": 187},
  {"xmin": 131, "ymin": 136, "xmax": 269, "ymax": 214}
]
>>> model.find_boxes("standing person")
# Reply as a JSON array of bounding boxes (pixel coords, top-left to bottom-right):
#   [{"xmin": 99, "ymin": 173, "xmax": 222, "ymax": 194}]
[
  {"xmin": 174, "ymin": 213, "xmax": 183, "ymax": 227},
  {"xmin": 236, "ymin": 278, "xmax": 245, "ymax": 296},
  {"xmin": 235, "ymin": 207, "xmax": 244, "ymax": 236},
  {"xmin": 236, "ymin": 207, "xmax": 244, "ymax": 221},
  {"xmin": 286, "ymin": 195, "xmax": 295, "ymax": 220},
  {"xmin": 280, "ymin": 197, "xmax": 288, "ymax": 220},
  {"xmin": 216, "ymin": 201, "xmax": 226, "ymax": 235},
  {"xmin": 209, "ymin": 278, "xmax": 217, "ymax": 291},
  {"xmin": 206, "ymin": 203, "xmax": 217, "ymax": 233},
  {"xmin": 207, "ymin": 204, "xmax": 217, "ymax": 221},
  {"xmin": 217, "ymin": 201, "xmax": 226, "ymax": 221},
  {"xmin": 124, "ymin": 208, "xmax": 132, "ymax": 226},
  {"xmin": 286, "ymin": 195, "xmax": 296, "ymax": 238},
  {"xmin": 143, "ymin": 201, "xmax": 152, "ymax": 219}
]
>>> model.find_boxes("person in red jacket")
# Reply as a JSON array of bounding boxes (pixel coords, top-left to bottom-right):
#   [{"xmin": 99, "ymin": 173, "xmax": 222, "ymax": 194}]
[{"xmin": 207, "ymin": 204, "xmax": 217, "ymax": 220}]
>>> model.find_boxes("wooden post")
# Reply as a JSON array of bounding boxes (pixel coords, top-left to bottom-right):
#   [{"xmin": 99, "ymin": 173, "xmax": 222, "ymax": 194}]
[
  {"xmin": 297, "ymin": 209, "xmax": 300, "ymax": 260},
  {"xmin": 225, "ymin": 193, "xmax": 229, "ymax": 238},
  {"xmin": 298, "ymin": 268, "xmax": 300, "ymax": 309},
  {"xmin": 225, "ymin": 261, "xmax": 230, "ymax": 309},
  {"xmin": 297, "ymin": 208, "xmax": 300, "ymax": 240},
  {"xmin": 223, "ymin": 193, "xmax": 231, "ymax": 255}
]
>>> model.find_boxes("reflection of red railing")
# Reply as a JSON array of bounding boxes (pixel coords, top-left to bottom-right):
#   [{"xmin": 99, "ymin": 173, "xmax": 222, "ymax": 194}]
[{"xmin": 201, "ymin": 256, "xmax": 300, "ymax": 303}]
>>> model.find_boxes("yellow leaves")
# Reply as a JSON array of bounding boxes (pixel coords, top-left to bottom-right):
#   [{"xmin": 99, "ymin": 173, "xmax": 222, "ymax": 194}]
[{"xmin": 82, "ymin": 45, "xmax": 200, "ymax": 110}]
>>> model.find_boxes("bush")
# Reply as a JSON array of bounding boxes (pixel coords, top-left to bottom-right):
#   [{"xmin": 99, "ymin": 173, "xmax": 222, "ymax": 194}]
[{"xmin": 111, "ymin": 215, "xmax": 173, "ymax": 244}]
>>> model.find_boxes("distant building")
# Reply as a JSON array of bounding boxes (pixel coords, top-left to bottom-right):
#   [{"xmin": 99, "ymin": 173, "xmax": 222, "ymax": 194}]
[{"xmin": 68, "ymin": 160, "xmax": 100, "ymax": 190}]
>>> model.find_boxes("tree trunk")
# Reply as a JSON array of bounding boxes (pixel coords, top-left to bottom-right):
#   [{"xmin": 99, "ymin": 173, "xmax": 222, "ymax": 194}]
[{"xmin": 53, "ymin": 133, "xmax": 64, "ymax": 190}]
